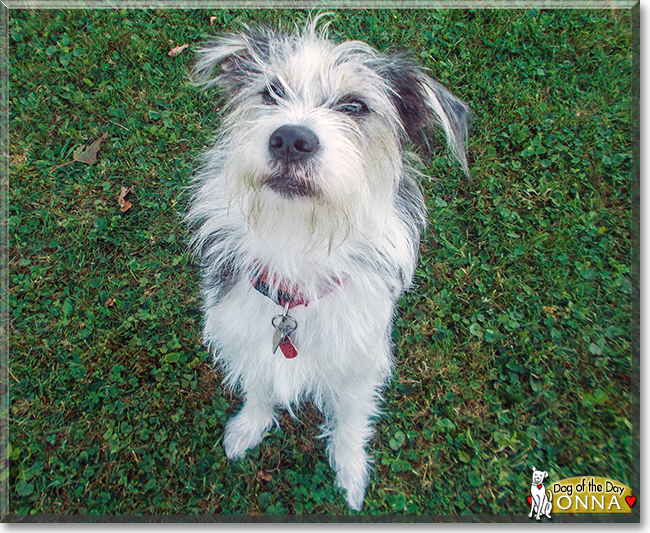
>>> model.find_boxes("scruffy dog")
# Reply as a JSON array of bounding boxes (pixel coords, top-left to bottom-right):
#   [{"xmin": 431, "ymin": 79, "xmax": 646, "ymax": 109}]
[{"xmin": 186, "ymin": 18, "xmax": 470, "ymax": 510}]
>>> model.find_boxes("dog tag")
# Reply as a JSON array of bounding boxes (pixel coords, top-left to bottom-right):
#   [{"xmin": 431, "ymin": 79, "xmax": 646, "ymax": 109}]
[
  {"xmin": 271, "ymin": 307, "xmax": 298, "ymax": 357},
  {"xmin": 272, "ymin": 328, "xmax": 283, "ymax": 354},
  {"xmin": 278, "ymin": 336, "xmax": 297, "ymax": 359}
]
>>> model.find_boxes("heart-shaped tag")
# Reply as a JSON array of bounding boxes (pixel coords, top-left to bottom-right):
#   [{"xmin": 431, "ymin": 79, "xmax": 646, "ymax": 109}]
[
  {"xmin": 527, "ymin": 496, "xmax": 532, "ymax": 505},
  {"xmin": 625, "ymin": 495, "xmax": 636, "ymax": 508},
  {"xmin": 537, "ymin": 484, "xmax": 542, "ymax": 489}
]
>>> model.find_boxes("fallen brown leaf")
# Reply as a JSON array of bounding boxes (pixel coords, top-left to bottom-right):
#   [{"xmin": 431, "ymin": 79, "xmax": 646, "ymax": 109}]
[
  {"xmin": 168, "ymin": 44, "xmax": 188, "ymax": 57},
  {"xmin": 210, "ymin": 16, "xmax": 217, "ymax": 24},
  {"xmin": 74, "ymin": 135, "xmax": 106, "ymax": 165},
  {"xmin": 50, "ymin": 134, "xmax": 107, "ymax": 173},
  {"xmin": 118, "ymin": 185, "xmax": 132, "ymax": 212}
]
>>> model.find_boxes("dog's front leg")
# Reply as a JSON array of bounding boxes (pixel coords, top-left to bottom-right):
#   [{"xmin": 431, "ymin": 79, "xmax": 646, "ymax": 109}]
[
  {"xmin": 535, "ymin": 496, "xmax": 542, "ymax": 521},
  {"xmin": 322, "ymin": 381, "xmax": 380, "ymax": 511},
  {"xmin": 223, "ymin": 386, "xmax": 276, "ymax": 461}
]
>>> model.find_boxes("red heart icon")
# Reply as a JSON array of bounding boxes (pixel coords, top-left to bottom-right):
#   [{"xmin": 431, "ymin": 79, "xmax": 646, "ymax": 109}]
[
  {"xmin": 625, "ymin": 496, "xmax": 636, "ymax": 508},
  {"xmin": 537, "ymin": 484, "xmax": 542, "ymax": 489},
  {"xmin": 527, "ymin": 496, "xmax": 532, "ymax": 505}
]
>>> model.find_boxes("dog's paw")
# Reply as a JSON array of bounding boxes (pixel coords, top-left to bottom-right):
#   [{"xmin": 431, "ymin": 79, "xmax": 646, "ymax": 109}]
[{"xmin": 223, "ymin": 410, "xmax": 274, "ymax": 461}]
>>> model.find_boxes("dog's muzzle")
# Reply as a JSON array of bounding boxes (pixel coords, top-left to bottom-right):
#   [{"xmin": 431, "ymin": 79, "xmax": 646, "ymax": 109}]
[{"xmin": 265, "ymin": 125, "xmax": 320, "ymax": 199}]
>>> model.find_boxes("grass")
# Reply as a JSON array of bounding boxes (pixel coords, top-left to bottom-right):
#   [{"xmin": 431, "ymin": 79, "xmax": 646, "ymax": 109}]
[{"xmin": 6, "ymin": 7, "xmax": 636, "ymax": 518}]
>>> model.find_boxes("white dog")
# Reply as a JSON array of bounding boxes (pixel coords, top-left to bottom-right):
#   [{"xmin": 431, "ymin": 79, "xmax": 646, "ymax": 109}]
[
  {"xmin": 186, "ymin": 17, "xmax": 470, "ymax": 510},
  {"xmin": 529, "ymin": 467, "xmax": 553, "ymax": 520}
]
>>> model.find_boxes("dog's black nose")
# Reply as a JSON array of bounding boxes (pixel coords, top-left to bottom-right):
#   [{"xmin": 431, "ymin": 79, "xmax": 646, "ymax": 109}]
[{"xmin": 269, "ymin": 125, "xmax": 320, "ymax": 162}]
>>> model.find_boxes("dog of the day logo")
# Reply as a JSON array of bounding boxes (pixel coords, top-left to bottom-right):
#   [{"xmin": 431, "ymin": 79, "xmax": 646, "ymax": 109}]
[
  {"xmin": 526, "ymin": 467, "xmax": 636, "ymax": 519},
  {"xmin": 527, "ymin": 467, "xmax": 553, "ymax": 520}
]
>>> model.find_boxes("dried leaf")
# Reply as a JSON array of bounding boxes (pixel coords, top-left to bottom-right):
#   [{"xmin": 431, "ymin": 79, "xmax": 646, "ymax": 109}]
[
  {"xmin": 210, "ymin": 16, "xmax": 217, "ymax": 24},
  {"xmin": 105, "ymin": 298, "xmax": 115, "ymax": 307},
  {"xmin": 118, "ymin": 185, "xmax": 132, "ymax": 212},
  {"xmin": 256, "ymin": 471, "xmax": 273, "ymax": 483},
  {"xmin": 168, "ymin": 44, "xmax": 188, "ymax": 57},
  {"xmin": 73, "ymin": 135, "xmax": 106, "ymax": 165}
]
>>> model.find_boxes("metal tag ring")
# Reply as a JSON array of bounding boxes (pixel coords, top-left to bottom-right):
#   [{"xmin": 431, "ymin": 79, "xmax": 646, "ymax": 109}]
[{"xmin": 272, "ymin": 314, "xmax": 297, "ymax": 331}]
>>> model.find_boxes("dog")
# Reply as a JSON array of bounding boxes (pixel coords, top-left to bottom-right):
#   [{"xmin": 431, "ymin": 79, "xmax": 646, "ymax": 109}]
[
  {"xmin": 528, "ymin": 467, "xmax": 553, "ymax": 520},
  {"xmin": 185, "ymin": 16, "xmax": 471, "ymax": 510}
]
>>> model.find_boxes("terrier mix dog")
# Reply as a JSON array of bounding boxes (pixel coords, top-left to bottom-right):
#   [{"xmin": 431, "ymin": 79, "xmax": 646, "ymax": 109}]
[{"xmin": 186, "ymin": 18, "xmax": 470, "ymax": 510}]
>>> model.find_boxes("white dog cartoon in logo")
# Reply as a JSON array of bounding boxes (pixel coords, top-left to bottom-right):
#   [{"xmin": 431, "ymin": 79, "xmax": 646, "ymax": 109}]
[{"xmin": 528, "ymin": 466, "xmax": 553, "ymax": 520}]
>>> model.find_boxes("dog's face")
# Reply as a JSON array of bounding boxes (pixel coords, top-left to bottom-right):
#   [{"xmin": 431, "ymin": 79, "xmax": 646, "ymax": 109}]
[
  {"xmin": 532, "ymin": 468, "xmax": 548, "ymax": 485},
  {"xmin": 191, "ymin": 19, "xmax": 470, "ymax": 244}
]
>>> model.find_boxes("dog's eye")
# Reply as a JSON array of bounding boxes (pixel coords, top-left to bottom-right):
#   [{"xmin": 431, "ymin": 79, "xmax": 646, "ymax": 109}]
[
  {"xmin": 261, "ymin": 83, "xmax": 285, "ymax": 105},
  {"xmin": 334, "ymin": 98, "xmax": 369, "ymax": 117}
]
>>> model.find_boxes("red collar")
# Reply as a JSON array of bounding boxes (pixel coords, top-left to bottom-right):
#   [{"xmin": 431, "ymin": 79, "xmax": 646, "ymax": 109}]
[
  {"xmin": 251, "ymin": 269, "xmax": 308, "ymax": 309},
  {"xmin": 250, "ymin": 268, "xmax": 342, "ymax": 308}
]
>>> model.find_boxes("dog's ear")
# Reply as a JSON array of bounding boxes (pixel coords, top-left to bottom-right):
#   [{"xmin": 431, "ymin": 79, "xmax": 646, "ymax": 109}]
[
  {"xmin": 191, "ymin": 28, "xmax": 277, "ymax": 97},
  {"xmin": 543, "ymin": 471, "xmax": 549, "ymax": 479},
  {"xmin": 374, "ymin": 54, "xmax": 471, "ymax": 179}
]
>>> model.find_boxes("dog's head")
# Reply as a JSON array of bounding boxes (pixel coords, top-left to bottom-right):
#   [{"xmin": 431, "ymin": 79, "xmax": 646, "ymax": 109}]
[
  {"xmin": 531, "ymin": 467, "xmax": 548, "ymax": 485},
  {"xmin": 191, "ymin": 17, "xmax": 470, "ymax": 241}
]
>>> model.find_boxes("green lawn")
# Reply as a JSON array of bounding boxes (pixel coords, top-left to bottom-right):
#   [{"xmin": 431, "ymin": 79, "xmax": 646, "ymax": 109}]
[{"xmin": 6, "ymin": 7, "xmax": 636, "ymax": 518}]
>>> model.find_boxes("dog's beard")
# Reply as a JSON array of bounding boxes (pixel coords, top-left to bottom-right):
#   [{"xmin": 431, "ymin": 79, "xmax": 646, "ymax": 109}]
[
  {"xmin": 261, "ymin": 164, "xmax": 323, "ymax": 200},
  {"xmin": 233, "ymin": 171, "xmax": 361, "ymax": 253},
  {"xmin": 220, "ymin": 127, "xmax": 379, "ymax": 251}
]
